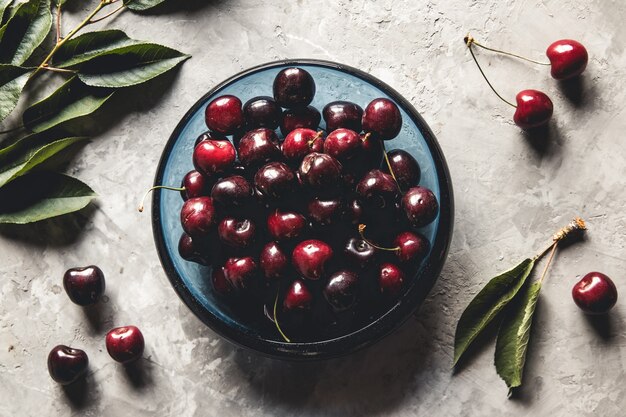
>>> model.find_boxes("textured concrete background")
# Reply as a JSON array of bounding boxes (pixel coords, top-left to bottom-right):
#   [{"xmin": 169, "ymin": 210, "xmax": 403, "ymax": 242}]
[{"xmin": 1, "ymin": 0, "xmax": 625, "ymax": 416}]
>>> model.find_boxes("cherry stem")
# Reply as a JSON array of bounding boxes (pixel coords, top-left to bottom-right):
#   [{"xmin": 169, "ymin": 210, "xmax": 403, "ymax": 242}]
[
  {"xmin": 464, "ymin": 36, "xmax": 517, "ymax": 109},
  {"xmin": 381, "ymin": 140, "xmax": 401, "ymax": 192},
  {"xmin": 273, "ymin": 291, "xmax": 291, "ymax": 343},
  {"xmin": 538, "ymin": 242, "xmax": 558, "ymax": 284},
  {"xmin": 358, "ymin": 224, "xmax": 400, "ymax": 253},
  {"xmin": 532, "ymin": 216, "xmax": 587, "ymax": 270},
  {"xmin": 138, "ymin": 185, "xmax": 185, "ymax": 212},
  {"xmin": 308, "ymin": 130, "xmax": 324, "ymax": 147},
  {"xmin": 465, "ymin": 35, "xmax": 551, "ymax": 66}
]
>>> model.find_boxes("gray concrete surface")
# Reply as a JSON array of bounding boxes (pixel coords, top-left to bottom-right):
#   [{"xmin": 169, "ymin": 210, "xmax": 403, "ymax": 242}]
[{"xmin": 1, "ymin": 0, "xmax": 625, "ymax": 416}]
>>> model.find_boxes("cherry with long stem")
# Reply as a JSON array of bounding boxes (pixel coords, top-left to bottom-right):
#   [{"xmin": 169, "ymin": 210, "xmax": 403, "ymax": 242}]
[
  {"xmin": 358, "ymin": 224, "xmax": 400, "ymax": 253},
  {"xmin": 273, "ymin": 291, "xmax": 291, "ymax": 343},
  {"xmin": 138, "ymin": 185, "xmax": 185, "ymax": 212},
  {"xmin": 465, "ymin": 35, "xmax": 551, "ymax": 67}
]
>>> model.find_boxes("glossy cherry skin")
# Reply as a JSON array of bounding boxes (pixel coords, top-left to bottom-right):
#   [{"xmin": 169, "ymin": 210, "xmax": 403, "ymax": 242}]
[
  {"xmin": 401, "ymin": 186, "xmax": 438, "ymax": 227},
  {"xmin": 280, "ymin": 106, "xmax": 321, "ymax": 136},
  {"xmin": 204, "ymin": 95, "xmax": 244, "ymax": 135},
  {"xmin": 254, "ymin": 162, "xmax": 297, "ymax": 200},
  {"xmin": 283, "ymin": 280, "xmax": 313, "ymax": 311},
  {"xmin": 383, "ymin": 149, "xmax": 421, "ymax": 190},
  {"xmin": 259, "ymin": 242, "xmax": 289, "ymax": 280},
  {"xmin": 193, "ymin": 139, "xmax": 236, "ymax": 175},
  {"xmin": 211, "ymin": 175, "xmax": 253, "ymax": 207},
  {"xmin": 323, "ymin": 101, "xmax": 363, "ymax": 132},
  {"xmin": 362, "ymin": 98, "xmax": 402, "ymax": 140},
  {"xmin": 180, "ymin": 197, "xmax": 216, "ymax": 237},
  {"xmin": 572, "ymin": 272, "xmax": 618, "ymax": 314},
  {"xmin": 237, "ymin": 128, "xmax": 281, "ymax": 168},
  {"xmin": 360, "ymin": 134, "xmax": 384, "ymax": 168},
  {"xmin": 324, "ymin": 270, "xmax": 359, "ymax": 312},
  {"xmin": 223, "ymin": 257, "xmax": 258, "ymax": 291},
  {"xmin": 267, "ymin": 210, "xmax": 307, "ymax": 241},
  {"xmin": 307, "ymin": 197, "xmax": 343, "ymax": 226},
  {"xmin": 513, "ymin": 90, "xmax": 553, "ymax": 129},
  {"xmin": 345, "ymin": 197, "xmax": 364, "ymax": 225},
  {"xmin": 282, "ymin": 128, "xmax": 324, "ymax": 162},
  {"xmin": 292, "ymin": 239, "xmax": 333, "ymax": 280},
  {"xmin": 393, "ymin": 231, "xmax": 429, "ymax": 263},
  {"xmin": 47, "ymin": 345, "xmax": 89, "ymax": 385},
  {"xmin": 178, "ymin": 233, "xmax": 209, "ymax": 265},
  {"xmin": 273, "ymin": 67, "xmax": 316, "ymax": 108},
  {"xmin": 546, "ymin": 39, "xmax": 588, "ymax": 80},
  {"xmin": 323, "ymin": 128, "xmax": 362, "ymax": 162},
  {"xmin": 211, "ymin": 267, "xmax": 232, "ymax": 296},
  {"xmin": 344, "ymin": 237, "xmax": 376, "ymax": 269},
  {"xmin": 105, "ymin": 326, "xmax": 145, "ymax": 364},
  {"xmin": 299, "ymin": 153, "xmax": 343, "ymax": 191},
  {"xmin": 243, "ymin": 96, "xmax": 281, "ymax": 129},
  {"xmin": 356, "ymin": 169, "xmax": 399, "ymax": 209},
  {"xmin": 218, "ymin": 217, "xmax": 256, "ymax": 249},
  {"xmin": 63, "ymin": 265, "xmax": 105, "ymax": 306},
  {"xmin": 181, "ymin": 170, "xmax": 212, "ymax": 200},
  {"xmin": 379, "ymin": 263, "xmax": 405, "ymax": 296}
]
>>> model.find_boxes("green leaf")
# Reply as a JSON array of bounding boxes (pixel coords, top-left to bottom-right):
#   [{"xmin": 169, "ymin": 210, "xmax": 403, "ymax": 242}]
[
  {"xmin": 23, "ymin": 76, "xmax": 114, "ymax": 132},
  {"xmin": 0, "ymin": 136, "xmax": 86, "ymax": 187},
  {"xmin": 453, "ymin": 258, "xmax": 536, "ymax": 365},
  {"xmin": 495, "ymin": 280, "xmax": 543, "ymax": 396},
  {"xmin": 0, "ymin": 171, "xmax": 96, "ymax": 224},
  {"xmin": 0, "ymin": 0, "xmax": 52, "ymax": 65},
  {"xmin": 54, "ymin": 30, "xmax": 144, "ymax": 68},
  {"xmin": 0, "ymin": 0, "xmax": 12, "ymax": 24},
  {"xmin": 0, "ymin": 64, "xmax": 31, "ymax": 123},
  {"xmin": 124, "ymin": 0, "xmax": 167, "ymax": 11}
]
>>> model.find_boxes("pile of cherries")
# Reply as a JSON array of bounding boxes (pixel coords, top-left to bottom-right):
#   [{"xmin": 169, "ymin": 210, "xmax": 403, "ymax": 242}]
[{"xmin": 175, "ymin": 67, "xmax": 439, "ymax": 341}]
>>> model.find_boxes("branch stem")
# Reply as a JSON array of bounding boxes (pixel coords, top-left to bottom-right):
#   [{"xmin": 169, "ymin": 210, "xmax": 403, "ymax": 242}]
[
  {"xmin": 89, "ymin": 3, "xmax": 126, "ymax": 24},
  {"xmin": 538, "ymin": 242, "xmax": 558, "ymax": 284}
]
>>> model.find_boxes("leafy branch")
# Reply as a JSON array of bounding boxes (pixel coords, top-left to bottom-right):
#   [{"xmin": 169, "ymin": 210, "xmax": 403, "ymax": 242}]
[{"xmin": 0, "ymin": 0, "xmax": 189, "ymax": 224}]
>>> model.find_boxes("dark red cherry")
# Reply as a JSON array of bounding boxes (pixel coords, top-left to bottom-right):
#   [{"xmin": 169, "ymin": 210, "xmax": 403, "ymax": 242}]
[
  {"xmin": 323, "ymin": 128, "xmax": 362, "ymax": 162},
  {"xmin": 324, "ymin": 270, "xmax": 359, "ymax": 311},
  {"xmin": 193, "ymin": 139, "xmax": 236, "ymax": 175},
  {"xmin": 280, "ymin": 106, "xmax": 321, "ymax": 136},
  {"xmin": 237, "ymin": 128, "xmax": 281, "ymax": 168},
  {"xmin": 345, "ymin": 197, "xmax": 364, "ymax": 225},
  {"xmin": 546, "ymin": 39, "xmax": 588, "ymax": 80},
  {"xmin": 572, "ymin": 272, "xmax": 618, "ymax": 314},
  {"xmin": 362, "ymin": 98, "xmax": 402, "ymax": 140},
  {"xmin": 260, "ymin": 242, "xmax": 289, "ymax": 280},
  {"xmin": 267, "ymin": 210, "xmax": 307, "ymax": 241},
  {"xmin": 105, "ymin": 326, "xmax": 145, "ymax": 364},
  {"xmin": 63, "ymin": 265, "xmax": 105, "ymax": 306},
  {"xmin": 283, "ymin": 279, "xmax": 313, "ymax": 311},
  {"xmin": 322, "ymin": 101, "xmax": 363, "ymax": 132},
  {"xmin": 273, "ymin": 67, "xmax": 316, "ymax": 109},
  {"xmin": 211, "ymin": 267, "xmax": 232, "ymax": 296},
  {"xmin": 180, "ymin": 197, "xmax": 216, "ymax": 237},
  {"xmin": 383, "ymin": 149, "xmax": 421, "ymax": 190},
  {"xmin": 48, "ymin": 345, "xmax": 89, "ymax": 385},
  {"xmin": 211, "ymin": 175, "xmax": 253, "ymax": 207},
  {"xmin": 254, "ymin": 162, "xmax": 297, "ymax": 200},
  {"xmin": 307, "ymin": 197, "xmax": 343, "ymax": 226},
  {"xmin": 178, "ymin": 233, "xmax": 209, "ymax": 265},
  {"xmin": 379, "ymin": 263, "xmax": 405, "ymax": 296},
  {"xmin": 513, "ymin": 90, "xmax": 553, "ymax": 129},
  {"xmin": 282, "ymin": 128, "xmax": 324, "ymax": 162},
  {"xmin": 204, "ymin": 95, "xmax": 244, "ymax": 135},
  {"xmin": 401, "ymin": 186, "xmax": 438, "ymax": 228},
  {"xmin": 393, "ymin": 231, "xmax": 429, "ymax": 263},
  {"xmin": 356, "ymin": 169, "xmax": 399, "ymax": 209},
  {"xmin": 292, "ymin": 239, "xmax": 333, "ymax": 280},
  {"xmin": 223, "ymin": 257, "xmax": 258, "ymax": 291},
  {"xmin": 360, "ymin": 133, "xmax": 384, "ymax": 168},
  {"xmin": 218, "ymin": 217, "xmax": 256, "ymax": 249},
  {"xmin": 180, "ymin": 170, "xmax": 212, "ymax": 200},
  {"xmin": 243, "ymin": 96, "xmax": 281, "ymax": 129},
  {"xmin": 298, "ymin": 153, "xmax": 343, "ymax": 191},
  {"xmin": 344, "ymin": 237, "xmax": 376, "ymax": 269}
]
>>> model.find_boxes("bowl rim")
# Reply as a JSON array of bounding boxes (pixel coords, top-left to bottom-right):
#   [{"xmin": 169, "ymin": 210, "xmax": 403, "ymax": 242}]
[{"xmin": 152, "ymin": 58, "xmax": 454, "ymax": 361}]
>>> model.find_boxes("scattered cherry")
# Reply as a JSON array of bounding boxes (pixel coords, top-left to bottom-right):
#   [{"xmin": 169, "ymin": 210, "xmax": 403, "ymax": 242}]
[
  {"xmin": 243, "ymin": 96, "xmax": 281, "ymax": 129},
  {"xmin": 299, "ymin": 152, "xmax": 343, "ymax": 192},
  {"xmin": 105, "ymin": 326, "xmax": 145, "ymax": 364},
  {"xmin": 180, "ymin": 170, "xmax": 212, "ymax": 200},
  {"xmin": 223, "ymin": 257, "xmax": 258, "ymax": 290},
  {"xmin": 193, "ymin": 139, "xmax": 236, "ymax": 175},
  {"xmin": 205, "ymin": 95, "xmax": 244, "ymax": 135},
  {"xmin": 393, "ymin": 231, "xmax": 430, "ymax": 263},
  {"xmin": 48, "ymin": 345, "xmax": 89, "ymax": 385},
  {"xmin": 513, "ymin": 90, "xmax": 554, "ymax": 130},
  {"xmin": 546, "ymin": 39, "xmax": 588, "ymax": 80},
  {"xmin": 63, "ymin": 265, "xmax": 105, "ymax": 306},
  {"xmin": 323, "ymin": 100, "xmax": 363, "ymax": 132},
  {"xmin": 254, "ymin": 162, "xmax": 297, "ymax": 200},
  {"xmin": 324, "ymin": 128, "xmax": 362, "ymax": 162},
  {"xmin": 379, "ymin": 263, "xmax": 405, "ymax": 296},
  {"xmin": 572, "ymin": 272, "xmax": 618, "ymax": 314},
  {"xmin": 383, "ymin": 149, "xmax": 421, "ymax": 190},
  {"xmin": 356, "ymin": 169, "xmax": 399, "ymax": 209},
  {"xmin": 292, "ymin": 239, "xmax": 333, "ymax": 280},
  {"xmin": 211, "ymin": 175, "xmax": 253, "ymax": 207},
  {"xmin": 273, "ymin": 67, "xmax": 316, "ymax": 108},
  {"xmin": 282, "ymin": 128, "xmax": 324, "ymax": 162},
  {"xmin": 237, "ymin": 128, "xmax": 281, "ymax": 168}
]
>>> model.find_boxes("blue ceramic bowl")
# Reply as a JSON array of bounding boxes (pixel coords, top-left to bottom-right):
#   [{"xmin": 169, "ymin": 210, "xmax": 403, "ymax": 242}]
[{"xmin": 152, "ymin": 59, "xmax": 453, "ymax": 360}]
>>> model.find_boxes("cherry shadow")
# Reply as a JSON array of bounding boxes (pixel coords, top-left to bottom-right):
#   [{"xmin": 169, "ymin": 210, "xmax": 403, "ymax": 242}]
[
  {"xmin": 520, "ymin": 122, "xmax": 564, "ymax": 158},
  {"xmin": 82, "ymin": 296, "xmax": 116, "ymax": 336},
  {"xmin": 583, "ymin": 311, "xmax": 619, "ymax": 342},
  {"xmin": 122, "ymin": 358, "xmax": 155, "ymax": 391},
  {"xmin": 557, "ymin": 76, "xmax": 587, "ymax": 108},
  {"xmin": 60, "ymin": 372, "xmax": 100, "ymax": 412}
]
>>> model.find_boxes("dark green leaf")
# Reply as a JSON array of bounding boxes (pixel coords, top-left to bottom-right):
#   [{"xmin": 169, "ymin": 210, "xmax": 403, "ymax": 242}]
[
  {"xmin": 495, "ymin": 280, "xmax": 543, "ymax": 396},
  {"xmin": 0, "ymin": 171, "xmax": 96, "ymax": 223},
  {"xmin": 0, "ymin": 0, "xmax": 12, "ymax": 24},
  {"xmin": 124, "ymin": 0, "xmax": 166, "ymax": 11},
  {"xmin": 0, "ymin": 64, "xmax": 31, "ymax": 122},
  {"xmin": 453, "ymin": 258, "xmax": 536, "ymax": 365},
  {"xmin": 54, "ymin": 30, "xmax": 143, "ymax": 68},
  {"xmin": 23, "ymin": 76, "xmax": 114, "ymax": 132},
  {"xmin": 0, "ymin": 0, "xmax": 52, "ymax": 65},
  {"xmin": 0, "ymin": 136, "xmax": 86, "ymax": 187}
]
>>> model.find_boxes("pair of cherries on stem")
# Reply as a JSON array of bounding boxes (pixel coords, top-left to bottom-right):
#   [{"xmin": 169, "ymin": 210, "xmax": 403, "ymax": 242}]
[{"xmin": 465, "ymin": 35, "xmax": 588, "ymax": 129}]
